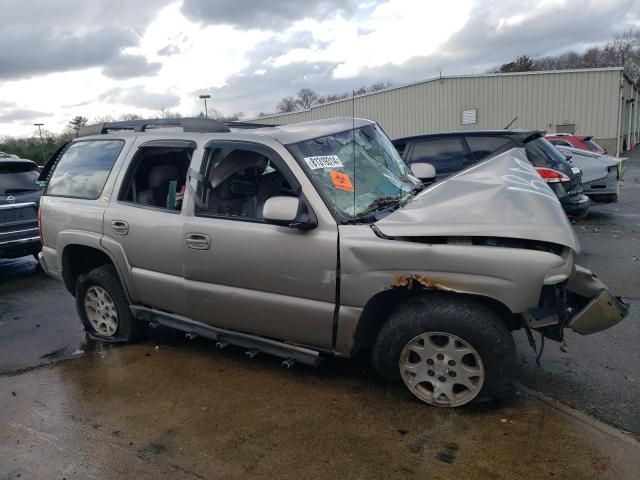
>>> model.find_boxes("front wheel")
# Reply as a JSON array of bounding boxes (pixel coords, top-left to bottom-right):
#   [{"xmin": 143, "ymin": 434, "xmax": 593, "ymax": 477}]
[
  {"xmin": 371, "ymin": 295, "xmax": 516, "ymax": 407},
  {"xmin": 75, "ymin": 264, "xmax": 142, "ymax": 343}
]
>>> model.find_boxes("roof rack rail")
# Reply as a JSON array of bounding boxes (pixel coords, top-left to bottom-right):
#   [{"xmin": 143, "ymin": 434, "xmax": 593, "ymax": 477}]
[
  {"xmin": 78, "ymin": 117, "xmax": 231, "ymax": 137},
  {"xmin": 225, "ymin": 121, "xmax": 279, "ymax": 129}
]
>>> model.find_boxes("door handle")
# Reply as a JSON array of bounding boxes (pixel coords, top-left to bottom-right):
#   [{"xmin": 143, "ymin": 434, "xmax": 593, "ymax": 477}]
[
  {"xmin": 185, "ymin": 233, "xmax": 210, "ymax": 250},
  {"xmin": 111, "ymin": 220, "xmax": 129, "ymax": 235}
]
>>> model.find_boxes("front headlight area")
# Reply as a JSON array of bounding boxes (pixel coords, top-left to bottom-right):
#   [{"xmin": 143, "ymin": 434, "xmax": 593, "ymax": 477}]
[{"xmin": 543, "ymin": 247, "xmax": 575, "ymax": 285}]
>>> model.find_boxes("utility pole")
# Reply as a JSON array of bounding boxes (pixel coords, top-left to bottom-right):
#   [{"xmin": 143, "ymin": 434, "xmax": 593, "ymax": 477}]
[
  {"xmin": 33, "ymin": 123, "xmax": 46, "ymax": 165},
  {"xmin": 199, "ymin": 94, "xmax": 211, "ymax": 118}
]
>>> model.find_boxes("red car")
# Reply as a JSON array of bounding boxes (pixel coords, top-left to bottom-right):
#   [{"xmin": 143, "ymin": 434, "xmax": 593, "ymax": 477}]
[{"xmin": 545, "ymin": 133, "xmax": 607, "ymax": 154}]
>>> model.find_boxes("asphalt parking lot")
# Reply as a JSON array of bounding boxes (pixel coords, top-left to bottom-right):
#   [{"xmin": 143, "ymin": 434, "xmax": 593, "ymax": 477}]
[{"xmin": 1, "ymin": 149, "xmax": 639, "ymax": 478}]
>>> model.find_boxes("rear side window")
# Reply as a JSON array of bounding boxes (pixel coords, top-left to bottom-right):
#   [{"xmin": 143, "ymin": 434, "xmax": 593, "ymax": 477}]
[
  {"xmin": 409, "ymin": 138, "xmax": 470, "ymax": 177},
  {"xmin": 549, "ymin": 139, "xmax": 572, "ymax": 147},
  {"xmin": 524, "ymin": 137, "xmax": 567, "ymax": 169},
  {"xmin": 0, "ymin": 162, "xmax": 41, "ymax": 195},
  {"xmin": 465, "ymin": 136, "xmax": 514, "ymax": 161},
  {"xmin": 584, "ymin": 139, "xmax": 603, "ymax": 151},
  {"xmin": 46, "ymin": 140, "xmax": 124, "ymax": 199}
]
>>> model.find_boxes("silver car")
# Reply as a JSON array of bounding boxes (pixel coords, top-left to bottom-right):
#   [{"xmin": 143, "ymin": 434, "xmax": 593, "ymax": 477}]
[
  {"xmin": 556, "ymin": 145, "xmax": 625, "ymax": 203},
  {"xmin": 38, "ymin": 117, "xmax": 629, "ymax": 407}
]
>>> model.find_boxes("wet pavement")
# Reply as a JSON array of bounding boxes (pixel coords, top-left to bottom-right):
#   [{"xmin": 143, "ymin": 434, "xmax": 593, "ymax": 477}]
[
  {"xmin": 2, "ymin": 342, "xmax": 639, "ymax": 479},
  {"xmin": 1, "ymin": 150, "xmax": 639, "ymax": 478}
]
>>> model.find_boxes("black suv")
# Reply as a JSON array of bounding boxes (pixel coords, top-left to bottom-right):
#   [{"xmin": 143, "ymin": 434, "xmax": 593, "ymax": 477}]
[
  {"xmin": 393, "ymin": 131, "xmax": 590, "ymax": 220},
  {"xmin": 0, "ymin": 157, "xmax": 43, "ymax": 259}
]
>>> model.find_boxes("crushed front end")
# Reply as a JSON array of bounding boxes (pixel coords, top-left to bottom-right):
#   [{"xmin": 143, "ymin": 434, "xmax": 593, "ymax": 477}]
[{"xmin": 526, "ymin": 265, "xmax": 629, "ymax": 342}]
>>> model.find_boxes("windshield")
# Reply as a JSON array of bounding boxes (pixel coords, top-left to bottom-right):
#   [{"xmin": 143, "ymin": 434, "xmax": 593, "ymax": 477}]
[
  {"xmin": 288, "ymin": 124, "xmax": 420, "ymax": 221},
  {"xmin": 0, "ymin": 163, "xmax": 41, "ymax": 195}
]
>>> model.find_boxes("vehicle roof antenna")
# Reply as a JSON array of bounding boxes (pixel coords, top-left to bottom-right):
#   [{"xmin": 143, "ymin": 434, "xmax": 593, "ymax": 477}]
[
  {"xmin": 352, "ymin": 89, "xmax": 356, "ymax": 218},
  {"xmin": 504, "ymin": 116, "xmax": 518, "ymax": 130}
]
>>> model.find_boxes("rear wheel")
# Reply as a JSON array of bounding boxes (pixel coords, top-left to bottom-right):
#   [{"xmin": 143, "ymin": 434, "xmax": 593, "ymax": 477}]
[
  {"xmin": 371, "ymin": 294, "xmax": 516, "ymax": 407},
  {"xmin": 76, "ymin": 264, "xmax": 142, "ymax": 343}
]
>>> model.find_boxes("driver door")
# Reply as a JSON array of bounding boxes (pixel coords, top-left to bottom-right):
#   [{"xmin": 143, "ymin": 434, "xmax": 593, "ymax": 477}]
[{"xmin": 182, "ymin": 142, "xmax": 337, "ymax": 349}]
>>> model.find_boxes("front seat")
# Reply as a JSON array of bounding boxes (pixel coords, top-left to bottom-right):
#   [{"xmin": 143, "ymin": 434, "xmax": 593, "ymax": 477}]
[{"xmin": 137, "ymin": 165, "xmax": 180, "ymax": 208}]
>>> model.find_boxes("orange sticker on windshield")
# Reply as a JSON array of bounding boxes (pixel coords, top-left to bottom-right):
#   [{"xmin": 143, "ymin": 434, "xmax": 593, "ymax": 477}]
[{"xmin": 329, "ymin": 170, "xmax": 354, "ymax": 191}]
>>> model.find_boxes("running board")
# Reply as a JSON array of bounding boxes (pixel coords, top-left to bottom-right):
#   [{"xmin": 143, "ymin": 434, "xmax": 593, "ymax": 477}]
[{"xmin": 129, "ymin": 305, "xmax": 323, "ymax": 367}]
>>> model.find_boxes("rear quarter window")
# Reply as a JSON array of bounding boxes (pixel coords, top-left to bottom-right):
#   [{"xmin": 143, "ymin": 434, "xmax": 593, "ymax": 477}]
[
  {"xmin": 465, "ymin": 136, "xmax": 514, "ymax": 161},
  {"xmin": 46, "ymin": 140, "xmax": 124, "ymax": 199}
]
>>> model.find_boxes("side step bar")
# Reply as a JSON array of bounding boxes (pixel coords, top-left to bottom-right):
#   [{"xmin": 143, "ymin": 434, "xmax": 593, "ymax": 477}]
[{"xmin": 130, "ymin": 305, "xmax": 323, "ymax": 367}]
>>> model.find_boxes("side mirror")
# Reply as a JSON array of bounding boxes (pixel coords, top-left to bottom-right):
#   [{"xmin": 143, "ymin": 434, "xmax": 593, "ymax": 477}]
[
  {"xmin": 262, "ymin": 197, "xmax": 317, "ymax": 230},
  {"xmin": 410, "ymin": 162, "xmax": 436, "ymax": 182}
]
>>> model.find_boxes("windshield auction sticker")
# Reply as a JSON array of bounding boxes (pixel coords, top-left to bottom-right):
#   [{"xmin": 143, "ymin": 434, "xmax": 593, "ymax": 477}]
[
  {"xmin": 304, "ymin": 155, "xmax": 344, "ymax": 170},
  {"xmin": 329, "ymin": 170, "xmax": 354, "ymax": 191}
]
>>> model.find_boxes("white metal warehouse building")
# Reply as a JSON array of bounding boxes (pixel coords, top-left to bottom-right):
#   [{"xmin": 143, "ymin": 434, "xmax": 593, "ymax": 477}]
[{"xmin": 253, "ymin": 67, "xmax": 639, "ymax": 156}]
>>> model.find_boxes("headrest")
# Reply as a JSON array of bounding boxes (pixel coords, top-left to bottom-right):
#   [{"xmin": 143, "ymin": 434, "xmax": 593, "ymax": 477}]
[
  {"xmin": 211, "ymin": 151, "xmax": 268, "ymax": 188},
  {"xmin": 149, "ymin": 165, "xmax": 179, "ymax": 188}
]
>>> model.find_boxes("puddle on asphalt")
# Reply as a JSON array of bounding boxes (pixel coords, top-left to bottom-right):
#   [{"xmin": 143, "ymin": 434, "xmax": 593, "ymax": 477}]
[{"xmin": 2, "ymin": 342, "xmax": 638, "ymax": 479}]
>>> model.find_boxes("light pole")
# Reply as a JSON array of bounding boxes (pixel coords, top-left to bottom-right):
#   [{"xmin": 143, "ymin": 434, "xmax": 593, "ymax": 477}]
[
  {"xmin": 34, "ymin": 123, "xmax": 46, "ymax": 165},
  {"xmin": 199, "ymin": 94, "xmax": 211, "ymax": 118}
]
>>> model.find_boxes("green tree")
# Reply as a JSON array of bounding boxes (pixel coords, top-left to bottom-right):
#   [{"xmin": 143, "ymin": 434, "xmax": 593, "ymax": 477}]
[
  {"xmin": 499, "ymin": 55, "xmax": 535, "ymax": 73},
  {"xmin": 64, "ymin": 116, "xmax": 89, "ymax": 138}
]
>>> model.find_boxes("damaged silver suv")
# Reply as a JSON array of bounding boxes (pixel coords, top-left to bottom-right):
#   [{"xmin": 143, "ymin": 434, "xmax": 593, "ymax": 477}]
[{"xmin": 38, "ymin": 117, "xmax": 629, "ymax": 407}]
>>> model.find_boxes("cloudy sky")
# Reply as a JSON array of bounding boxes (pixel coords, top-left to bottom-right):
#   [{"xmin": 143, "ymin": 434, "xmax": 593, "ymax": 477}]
[{"xmin": 1, "ymin": 0, "xmax": 639, "ymax": 137}]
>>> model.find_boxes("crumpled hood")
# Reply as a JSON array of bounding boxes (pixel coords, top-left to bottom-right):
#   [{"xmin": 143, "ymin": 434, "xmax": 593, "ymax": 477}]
[{"xmin": 376, "ymin": 148, "xmax": 580, "ymax": 252}]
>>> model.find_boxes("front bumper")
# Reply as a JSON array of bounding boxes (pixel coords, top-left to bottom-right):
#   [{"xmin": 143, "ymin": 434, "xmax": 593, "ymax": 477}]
[{"xmin": 567, "ymin": 265, "xmax": 629, "ymax": 335}]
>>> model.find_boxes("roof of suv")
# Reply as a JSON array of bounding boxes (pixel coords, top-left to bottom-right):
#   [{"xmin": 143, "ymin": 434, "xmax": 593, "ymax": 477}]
[
  {"xmin": 244, "ymin": 117, "xmax": 374, "ymax": 144},
  {"xmin": 78, "ymin": 117, "xmax": 375, "ymax": 147},
  {"xmin": 393, "ymin": 130, "xmax": 543, "ymax": 144}
]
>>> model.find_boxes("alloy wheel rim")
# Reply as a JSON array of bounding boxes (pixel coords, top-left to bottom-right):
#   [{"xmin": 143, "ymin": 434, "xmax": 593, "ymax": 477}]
[
  {"xmin": 399, "ymin": 331, "xmax": 485, "ymax": 407},
  {"xmin": 84, "ymin": 286, "xmax": 118, "ymax": 337}
]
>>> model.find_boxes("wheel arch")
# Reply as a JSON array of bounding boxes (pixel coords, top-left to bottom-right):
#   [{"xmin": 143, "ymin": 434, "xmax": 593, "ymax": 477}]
[
  {"xmin": 350, "ymin": 288, "xmax": 517, "ymax": 357},
  {"xmin": 61, "ymin": 243, "xmax": 131, "ymax": 301}
]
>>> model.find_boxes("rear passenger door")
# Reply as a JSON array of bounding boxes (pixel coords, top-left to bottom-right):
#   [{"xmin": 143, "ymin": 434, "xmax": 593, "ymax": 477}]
[
  {"xmin": 407, "ymin": 138, "xmax": 472, "ymax": 180},
  {"xmin": 181, "ymin": 141, "xmax": 337, "ymax": 349},
  {"xmin": 102, "ymin": 139, "xmax": 196, "ymax": 315}
]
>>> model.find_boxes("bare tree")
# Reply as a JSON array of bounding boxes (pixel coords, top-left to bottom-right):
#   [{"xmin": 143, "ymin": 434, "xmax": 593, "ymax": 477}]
[
  {"xmin": 491, "ymin": 29, "xmax": 640, "ymax": 85},
  {"xmin": 156, "ymin": 108, "xmax": 183, "ymax": 119},
  {"xmin": 92, "ymin": 114, "xmax": 115, "ymax": 124},
  {"xmin": 296, "ymin": 88, "xmax": 319, "ymax": 110},
  {"xmin": 276, "ymin": 96, "xmax": 299, "ymax": 113},
  {"xmin": 119, "ymin": 113, "xmax": 143, "ymax": 121}
]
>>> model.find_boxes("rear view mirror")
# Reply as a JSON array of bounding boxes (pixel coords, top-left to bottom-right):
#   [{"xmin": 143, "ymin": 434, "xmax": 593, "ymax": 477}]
[
  {"xmin": 410, "ymin": 162, "xmax": 436, "ymax": 182},
  {"xmin": 263, "ymin": 196, "xmax": 301, "ymax": 226}
]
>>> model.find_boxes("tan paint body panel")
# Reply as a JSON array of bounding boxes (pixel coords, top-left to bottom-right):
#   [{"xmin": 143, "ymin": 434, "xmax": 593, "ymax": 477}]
[{"xmin": 38, "ymin": 122, "xmax": 628, "ymax": 361}]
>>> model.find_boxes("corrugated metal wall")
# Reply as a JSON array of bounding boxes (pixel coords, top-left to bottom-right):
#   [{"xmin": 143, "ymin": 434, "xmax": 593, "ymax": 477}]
[{"xmin": 253, "ymin": 69, "xmax": 627, "ymax": 144}]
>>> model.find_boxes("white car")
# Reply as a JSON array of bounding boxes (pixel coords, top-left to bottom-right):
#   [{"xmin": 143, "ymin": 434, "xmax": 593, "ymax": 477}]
[{"xmin": 556, "ymin": 146, "xmax": 625, "ymax": 203}]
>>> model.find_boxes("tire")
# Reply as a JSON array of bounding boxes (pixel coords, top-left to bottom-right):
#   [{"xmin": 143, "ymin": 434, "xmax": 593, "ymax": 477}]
[
  {"xmin": 371, "ymin": 294, "xmax": 516, "ymax": 407},
  {"xmin": 75, "ymin": 264, "xmax": 142, "ymax": 343}
]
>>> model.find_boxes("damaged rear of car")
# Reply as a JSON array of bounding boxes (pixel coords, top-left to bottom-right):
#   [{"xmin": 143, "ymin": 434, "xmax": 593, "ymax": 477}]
[{"xmin": 556, "ymin": 145, "xmax": 625, "ymax": 203}]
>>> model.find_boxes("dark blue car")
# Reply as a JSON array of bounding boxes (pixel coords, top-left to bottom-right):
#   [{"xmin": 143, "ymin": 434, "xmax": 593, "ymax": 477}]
[
  {"xmin": 393, "ymin": 130, "xmax": 590, "ymax": 220},
  {"xmin": 0, "ymin": 157, "xmax": 43, "ymax": 259}
]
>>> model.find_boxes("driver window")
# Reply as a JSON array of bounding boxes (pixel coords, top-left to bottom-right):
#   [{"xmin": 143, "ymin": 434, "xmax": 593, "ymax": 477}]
[{"xmin": 195, "ymin": 148, "xmax": 295, "ymax": 221}]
